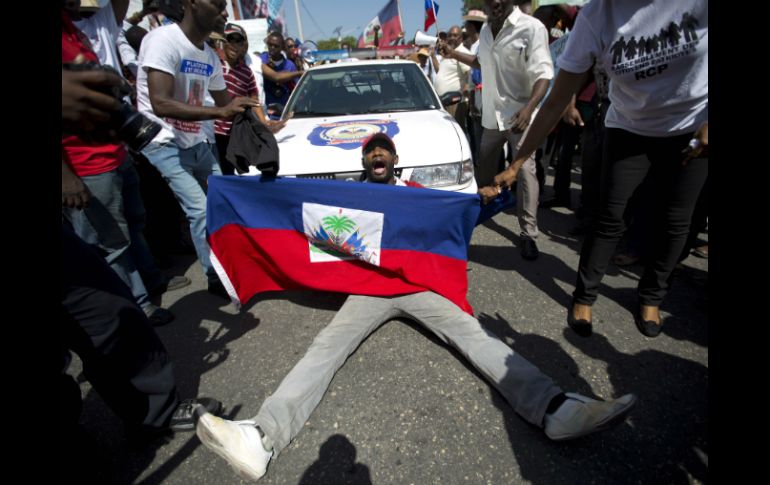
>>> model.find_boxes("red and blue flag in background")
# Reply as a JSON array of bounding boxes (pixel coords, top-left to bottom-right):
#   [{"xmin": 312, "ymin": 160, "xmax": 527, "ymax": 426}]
[
  {"xmin": 207, "ymin": 176, "xmax": 480, "ymax": 314},
  {"xmin": 357, "ymin": 0, "xmax": 403, "ymax": 48},
  {"xmin": 424, "ymin": 0, "xmax": 439, "ymax": 31}
]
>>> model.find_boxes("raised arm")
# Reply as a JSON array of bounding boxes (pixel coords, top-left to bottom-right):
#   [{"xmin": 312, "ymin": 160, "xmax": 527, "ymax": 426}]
[
  {"xmin": 147, "ymin": 69, "xmax": 259, "ymax": 120},
  {"xmin": 262, "ymin": 63, "xmax": 303, "ymax": 84},
  {"xmin": 438, "ymin": 40, "xmax": 481, "ymax": 70}
]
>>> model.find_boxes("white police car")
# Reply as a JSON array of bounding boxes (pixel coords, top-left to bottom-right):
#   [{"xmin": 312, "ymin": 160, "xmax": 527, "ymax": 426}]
[{"xmin": 243, "ymin": 59, "xmax": 476, "ymax": 193}]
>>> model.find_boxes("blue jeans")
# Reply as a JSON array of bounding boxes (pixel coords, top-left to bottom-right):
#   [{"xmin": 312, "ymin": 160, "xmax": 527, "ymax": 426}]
[
  {"xmin": 255, "ymin": 292, "xmax": 562, "ymax": 456},
  {"xmin": 63, "ymin": 159, "xmax": 162, "ymax": 310},
  {"xmin": 142, "ymin": 141, "xmax": 222, "ymax": 282}
]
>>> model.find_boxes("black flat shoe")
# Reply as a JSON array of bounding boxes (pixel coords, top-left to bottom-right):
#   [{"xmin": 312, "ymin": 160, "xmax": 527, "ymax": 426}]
[
  {"xmin": 634, "ymin": 309, "xmax": 663, "ymax": 338},
  {"xmin": 567, "ymin": 307, "xmax": 593, "ymax": 337}
]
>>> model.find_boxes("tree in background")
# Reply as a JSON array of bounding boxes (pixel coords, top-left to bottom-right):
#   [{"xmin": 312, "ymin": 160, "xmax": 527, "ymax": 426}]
[
  {"xmin": 463, "ymin": 0, "xmax": 484, "ymax": 13},
  {"xmin": 316, "ymin": 35, "xmax": 358, "ymax": 51}
]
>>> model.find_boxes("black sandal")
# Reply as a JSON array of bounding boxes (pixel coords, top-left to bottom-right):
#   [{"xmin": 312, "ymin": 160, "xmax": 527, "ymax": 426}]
[
  {"xmin": 567, "ymin": 302, "xmax": 593, "ymax": 337},
  {"xmin": 634, "ymin": 306, "xmax": 663, "ymax": 338}
]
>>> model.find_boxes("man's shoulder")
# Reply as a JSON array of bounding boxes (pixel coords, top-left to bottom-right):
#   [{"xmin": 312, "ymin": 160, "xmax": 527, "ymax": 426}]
[
  {"xmin": 145, "ymin": 24, "xmax": 179, "ymax": 43},
  {"xmin": 514, "ymin": 11, "xmax": 549, "ymax": 34}
]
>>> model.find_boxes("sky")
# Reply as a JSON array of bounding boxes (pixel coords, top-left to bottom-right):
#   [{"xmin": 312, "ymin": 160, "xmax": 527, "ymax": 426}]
[{"xmin": 277, "ymin": 0, "xmax": 468, "ymax": 44}]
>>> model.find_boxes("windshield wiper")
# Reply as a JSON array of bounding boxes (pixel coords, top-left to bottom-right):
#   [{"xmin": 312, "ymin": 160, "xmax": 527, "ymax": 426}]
[
  {"xmin": 367, "ymin": 108, "xmax": 415, "ymax": 113},
  {"xmin": 291, "ymin": 111, "xmax": 345, "ymax": 117}
]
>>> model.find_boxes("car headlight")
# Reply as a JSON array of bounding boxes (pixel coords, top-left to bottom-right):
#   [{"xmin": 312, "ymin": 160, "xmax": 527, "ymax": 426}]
[{"xmin": 410, "ymin": 160, "xmax": 474, "ymax": 187}]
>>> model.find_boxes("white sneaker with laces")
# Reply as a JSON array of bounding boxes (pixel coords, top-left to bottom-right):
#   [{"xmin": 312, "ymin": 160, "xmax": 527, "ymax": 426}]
[
  {"xmin": 196, "ymin": 412, "xmax": 273, "ymax": 481},
  {"xmin": 544, "ymin": 393, "xmax": 637, "ymax": 441}
]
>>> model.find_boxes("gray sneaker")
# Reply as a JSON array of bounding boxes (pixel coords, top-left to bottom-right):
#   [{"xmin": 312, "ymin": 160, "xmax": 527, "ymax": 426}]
[
  {"xmin": 196, "ymin": 412, "xmax": 273, "ymax": 481},
  {"xmin": 544, "ymin": 393, "xmax": 637, "ymax": 441}
]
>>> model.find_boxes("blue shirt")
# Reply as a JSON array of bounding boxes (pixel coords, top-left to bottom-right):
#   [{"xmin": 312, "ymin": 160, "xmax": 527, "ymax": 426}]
[{"xmin": 260, "ymin": 53, "xmax": 297, "ymax": 107}]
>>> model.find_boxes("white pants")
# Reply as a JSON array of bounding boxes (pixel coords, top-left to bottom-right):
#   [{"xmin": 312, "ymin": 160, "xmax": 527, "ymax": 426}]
[{"xmin": 254, "ymin": 292, "xmax": 562, "ymax": 455}]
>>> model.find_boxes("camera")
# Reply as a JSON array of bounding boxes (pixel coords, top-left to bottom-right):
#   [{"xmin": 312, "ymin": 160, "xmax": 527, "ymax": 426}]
[{"xmin": 63, "ymin": 62, "xmax": 161, "ymax": 152}]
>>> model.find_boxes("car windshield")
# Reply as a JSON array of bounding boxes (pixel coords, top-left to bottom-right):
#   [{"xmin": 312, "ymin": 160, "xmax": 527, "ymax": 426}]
[{"xmin": 285, "ymin": 63, "xmax": 441, "ymax": 118}]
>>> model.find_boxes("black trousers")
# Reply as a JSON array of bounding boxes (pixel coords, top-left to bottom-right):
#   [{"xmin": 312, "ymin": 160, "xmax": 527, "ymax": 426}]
[
  {"xmin": 61, "ymin": 225, "xmax": 179, "ymax": 433},
  {"xmin": 578, "ymin": 102, "xmax": 609, "ymax": 227},
  {"xmin": 552, "ymin": 121, "xmax": 583, "ymax": 204},
  {"xmin": 573, "ymin": 128, "xmax": 708, "ymax": 306}
]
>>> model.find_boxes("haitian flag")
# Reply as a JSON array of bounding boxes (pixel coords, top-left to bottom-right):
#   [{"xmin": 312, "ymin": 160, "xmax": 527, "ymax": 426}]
[
  {"xmin": 207, "ymin": 176, "xmax": 480, "ymax": 313},
  {"xmin": 357, "ymin": 0, "xmax": 403, "ymax": 48},
  {"xmin": 424, "ymin": 0, "xmax": 439, "ymax": 32}
]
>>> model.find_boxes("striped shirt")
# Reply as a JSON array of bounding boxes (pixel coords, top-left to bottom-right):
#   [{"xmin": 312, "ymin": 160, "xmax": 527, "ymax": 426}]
[{"xmin": 214, "ymin": 58, "xmax": 259, "ymax": 136}]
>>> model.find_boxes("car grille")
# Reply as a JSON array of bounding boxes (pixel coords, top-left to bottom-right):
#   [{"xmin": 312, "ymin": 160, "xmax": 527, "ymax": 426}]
[{"xmin": 296, "ymin": 168, "xmax": 403, "ymax": 182}]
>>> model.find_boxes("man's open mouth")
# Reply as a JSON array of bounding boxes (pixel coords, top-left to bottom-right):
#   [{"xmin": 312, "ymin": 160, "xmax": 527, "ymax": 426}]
[{"xmin": 373, "ymin": 161, "xmax": 387, "ymax": 175}]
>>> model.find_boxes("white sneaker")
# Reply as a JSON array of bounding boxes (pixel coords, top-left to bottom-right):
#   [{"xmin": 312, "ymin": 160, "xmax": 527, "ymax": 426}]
[
  {"xmin": 196, "ymin": 412, "xmax": 273, "ymax": 481},
  {"xmin": 544, "ymin": 393, "xmax": 637, "ymax": 441}
]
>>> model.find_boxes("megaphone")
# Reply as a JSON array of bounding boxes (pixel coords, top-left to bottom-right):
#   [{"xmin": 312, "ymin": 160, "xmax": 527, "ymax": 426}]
[
  {"xmin": 299, "ymin": 40, "xmax": 318, "ymax": 64},
  {"xmin": 414, "ymin": 31, "xmax": 439, "ymax": 47}
]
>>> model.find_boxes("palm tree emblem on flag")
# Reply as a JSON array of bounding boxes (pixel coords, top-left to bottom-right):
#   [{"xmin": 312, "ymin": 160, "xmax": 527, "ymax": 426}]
[{"xmin": 303, "ymin": 204, "xmax": 384, "ymax": 265}]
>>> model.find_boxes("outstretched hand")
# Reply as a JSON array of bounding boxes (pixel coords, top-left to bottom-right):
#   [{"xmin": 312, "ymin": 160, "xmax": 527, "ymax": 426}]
[
  {"xmin": 493, "ymin": 162, "xmax": 522, "ymax": 190},
  {"xmin": 265, "ymin": 118, "xmax": 287, "ymax": 133},
  {"xmin": 479, "ymin": 185, "xmax": 501, "ymax": 204},
  {"xmin": 222, "ymin": 96, "xmax": 261, "ymax": 119}
]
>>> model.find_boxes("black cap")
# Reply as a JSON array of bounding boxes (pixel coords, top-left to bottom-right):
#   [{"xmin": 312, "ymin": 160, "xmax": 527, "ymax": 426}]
[{"xmin": 361, "ymin": 132, "xmax": 396, "ymax": 154}]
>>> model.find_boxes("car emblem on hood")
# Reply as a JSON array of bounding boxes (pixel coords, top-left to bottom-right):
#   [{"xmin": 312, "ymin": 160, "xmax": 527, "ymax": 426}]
[{"xmin": 308, "ymin": 119, "xmax": 400, "ymax": 150}]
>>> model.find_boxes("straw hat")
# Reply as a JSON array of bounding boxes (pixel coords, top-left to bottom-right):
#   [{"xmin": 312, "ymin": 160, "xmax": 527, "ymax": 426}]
[{"xmin": 462, "ymin": 9, "xmax": 487, "ymax": 22}]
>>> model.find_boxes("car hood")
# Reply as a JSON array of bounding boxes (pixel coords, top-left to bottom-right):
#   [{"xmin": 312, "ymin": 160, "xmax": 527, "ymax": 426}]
[{"xmin": 271, "ymin": 110, "xmax": 469, "ymax": 175}]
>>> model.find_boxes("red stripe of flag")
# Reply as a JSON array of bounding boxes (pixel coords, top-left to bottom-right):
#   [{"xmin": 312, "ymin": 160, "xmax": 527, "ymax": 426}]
[
  {"xmin": 424, "ymin": 0, "xmax": 439, "ymax": 32},
  {"xmin": 209, "ymin": 224, "xmax": 473, "ymax": 314}
]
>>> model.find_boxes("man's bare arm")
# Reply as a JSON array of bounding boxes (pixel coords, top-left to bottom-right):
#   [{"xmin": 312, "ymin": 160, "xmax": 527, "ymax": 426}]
[{"xmin": 147, "ymin": 69, "xmax": 258, "ymax": 120}]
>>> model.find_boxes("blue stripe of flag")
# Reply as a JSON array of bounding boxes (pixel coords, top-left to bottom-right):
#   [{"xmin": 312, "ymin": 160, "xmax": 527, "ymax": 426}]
[{"xmin": 207, "ymin": 176, "xmax": 480, "ymax": 261}]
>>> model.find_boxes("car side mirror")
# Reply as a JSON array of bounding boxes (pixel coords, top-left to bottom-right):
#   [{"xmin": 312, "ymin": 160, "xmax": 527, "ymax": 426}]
[{"xmin": 440, "ymin": 91, "xmax": 462, "ymax": 107}]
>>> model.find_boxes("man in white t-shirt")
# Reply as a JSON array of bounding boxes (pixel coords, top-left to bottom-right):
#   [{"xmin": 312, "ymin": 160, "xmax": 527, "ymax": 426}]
[
  {"xmin": 441, "ymin": 0, "xmax": 553, "ymax": 261},
  {"xmin": 135, "ymin": 0, "xmax": 259, "ymax": 298},
  {"xmin": 433, "ymin": 25, "xmax": 471, "ymax": 120}
]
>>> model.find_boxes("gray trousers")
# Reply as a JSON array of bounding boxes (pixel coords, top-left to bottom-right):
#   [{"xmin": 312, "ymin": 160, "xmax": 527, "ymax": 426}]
[
  {"xmin": 477, "ymin": 128, "xmax": 540, "ymax": 239},
  {"xmin": 254, "ymin": 292, "xmax": 562, "ymax": 456}
]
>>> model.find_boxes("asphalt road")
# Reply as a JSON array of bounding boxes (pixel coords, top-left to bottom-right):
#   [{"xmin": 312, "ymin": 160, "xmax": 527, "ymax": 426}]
[{"xmin": 67, "ymin": 173, "xmax": 708, "ymax": 485}]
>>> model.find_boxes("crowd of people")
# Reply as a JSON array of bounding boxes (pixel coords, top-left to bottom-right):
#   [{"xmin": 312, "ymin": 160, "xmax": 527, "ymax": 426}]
[{"xmin": 61, "ymin": 0, "xmax": 707, "ymax": 481}]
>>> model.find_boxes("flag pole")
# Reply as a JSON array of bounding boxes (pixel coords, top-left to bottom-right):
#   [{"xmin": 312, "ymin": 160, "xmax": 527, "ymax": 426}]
[
  {"xmin": 396, "ymin": 0, "xmax": 404, "ymax": 43},
  {"xmin": 293, "ymin": 0, "xmax": 304, "ymax": 42},
  {"xmin": 432, "ymin": 0, "xmax": 440, "ymax": 36}
]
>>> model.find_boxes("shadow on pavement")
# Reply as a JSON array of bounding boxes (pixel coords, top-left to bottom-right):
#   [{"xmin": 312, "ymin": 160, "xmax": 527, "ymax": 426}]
[
  {"xmin": 469, "ymin": 243, "xmax": 580, "ymax": 309},
  {"xmin": 75, "ymin": 287, "xmax": 259, "ymax": 483},
  {"xmin": 243, "ymin": 289, "xmax": 348, "ymax": 314},
  {"xmin": 299, "ymin": 434, "xmax": 372, "ymax": 485},
  {"xmin": 561, "ymin": 328, "xmax": 708, "ymax": 484},
  {"xmin": 476, "ymin": 312, "xmax": 707, "ymax": 484}
]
